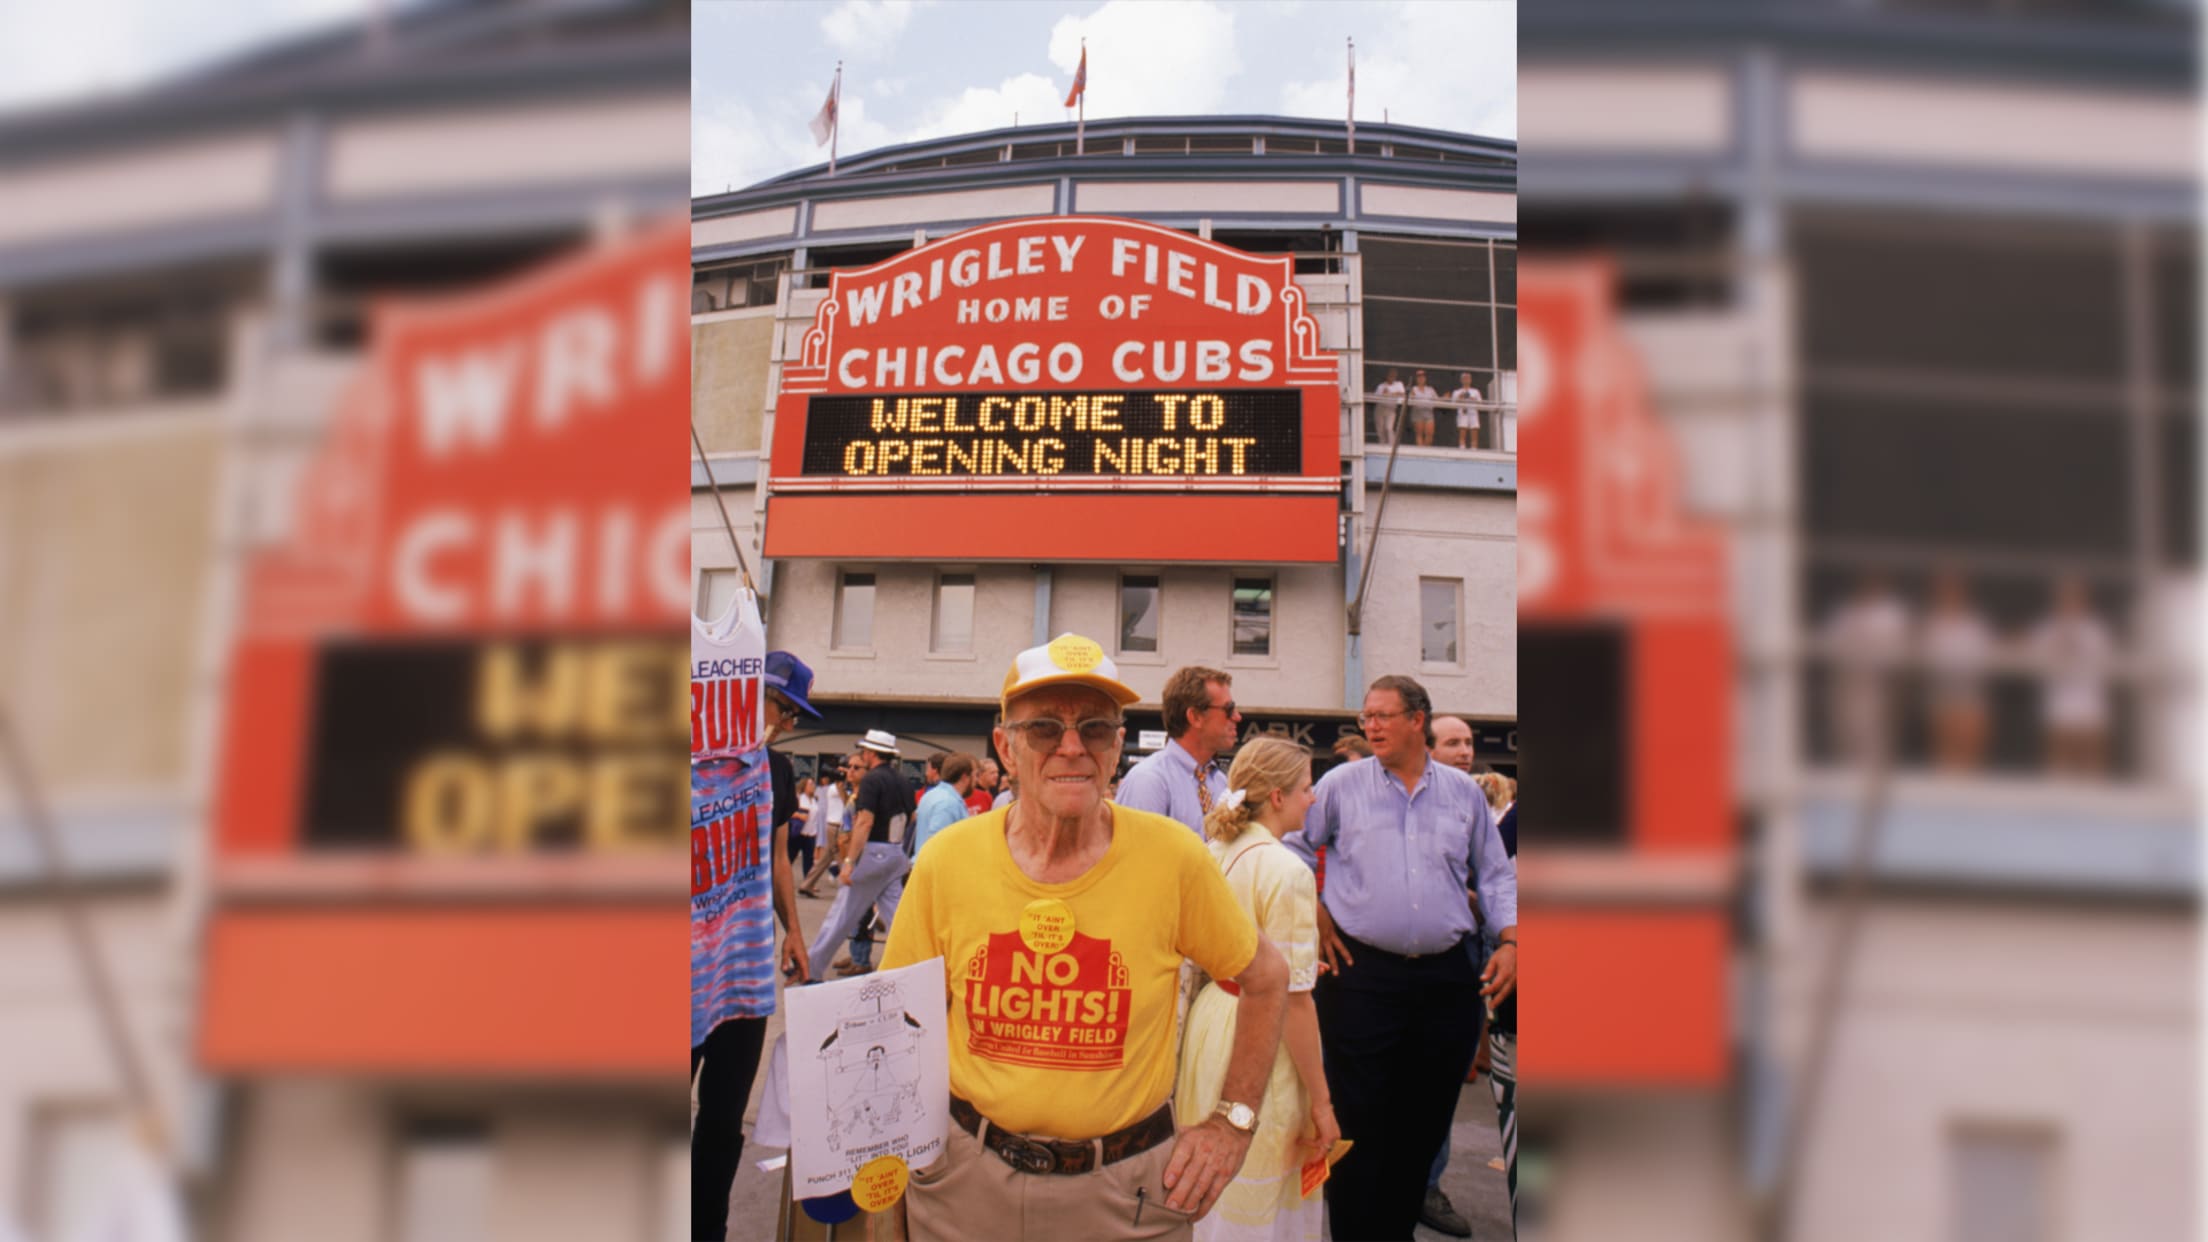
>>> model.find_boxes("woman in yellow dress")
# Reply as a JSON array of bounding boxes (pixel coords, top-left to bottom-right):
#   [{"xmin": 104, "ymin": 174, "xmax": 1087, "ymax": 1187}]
[{"xmin": 1176, "ymin": 738, "xmax": 1339, "ymax": 1242}]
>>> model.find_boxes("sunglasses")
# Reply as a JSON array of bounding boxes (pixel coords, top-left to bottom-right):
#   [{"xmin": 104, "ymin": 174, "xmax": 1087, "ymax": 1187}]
[
  {"xmin": 1205, "ymin": 700, "xmax": 1238, "ymax": 717},
  {"xmin": 1001, "ymin": 717, "xmax": 1125, "ymax": 752}
]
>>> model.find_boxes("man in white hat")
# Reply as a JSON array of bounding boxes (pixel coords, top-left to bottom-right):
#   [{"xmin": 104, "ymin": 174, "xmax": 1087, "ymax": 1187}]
[
  {"xmin": 804, "ymin": 728, "xmax": 915, "ymax": 979},
  {"xmin": 880, "ymin": 634, "xmax": 1288, "ymax": 1240}
]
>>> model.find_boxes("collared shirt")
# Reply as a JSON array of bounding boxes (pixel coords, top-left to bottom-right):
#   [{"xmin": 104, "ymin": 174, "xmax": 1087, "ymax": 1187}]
[
  {"xmin": 1114, "ymin": 737, "xmax": 1228, "ymax": 835},
  {"xmin": 1282, "ymin": 755, "xmax": 1515, "ymax": 956},
  {"xmin": 911, "ymin": 780, "xmax": 968, "ymax": 857}
]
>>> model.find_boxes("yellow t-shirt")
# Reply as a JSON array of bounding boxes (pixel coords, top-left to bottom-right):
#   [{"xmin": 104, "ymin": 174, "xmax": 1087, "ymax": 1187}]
[{"xmin": 880, "ymin": 803, "xmax": 1259, "ymax": 1139}]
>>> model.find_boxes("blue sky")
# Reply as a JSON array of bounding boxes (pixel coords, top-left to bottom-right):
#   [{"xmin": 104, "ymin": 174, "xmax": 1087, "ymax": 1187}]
[{"xmin": 694, "ymin": 0, "xmax": 1515, "ymax": 195}]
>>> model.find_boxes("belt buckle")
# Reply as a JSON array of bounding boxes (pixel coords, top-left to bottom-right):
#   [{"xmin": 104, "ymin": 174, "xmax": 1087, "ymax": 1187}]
[{"xmin": 1000, "ymin": 1133, "xmax": 1057, "ymax": 1175}]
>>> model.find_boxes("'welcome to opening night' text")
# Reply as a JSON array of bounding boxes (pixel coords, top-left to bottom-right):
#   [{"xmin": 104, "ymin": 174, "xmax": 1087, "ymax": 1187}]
[{"xmin": 801, "ymin": 389, "xmax": 1303, "ymax": 478}]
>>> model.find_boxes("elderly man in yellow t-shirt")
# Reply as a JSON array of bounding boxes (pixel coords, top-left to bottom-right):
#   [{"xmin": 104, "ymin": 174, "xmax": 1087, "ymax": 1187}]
[{"xmin": 881, "ymin": 634, "xmax": 1289, "ymax": 1240}]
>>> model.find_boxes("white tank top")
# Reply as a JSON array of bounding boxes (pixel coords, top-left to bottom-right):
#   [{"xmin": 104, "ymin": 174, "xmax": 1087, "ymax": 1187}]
[{"xmin": 691, "ymin": 589, "xmax": 766, "ymax": 760}]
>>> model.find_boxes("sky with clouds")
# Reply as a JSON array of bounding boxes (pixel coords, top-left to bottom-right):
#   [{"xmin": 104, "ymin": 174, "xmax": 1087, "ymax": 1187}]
[
  {"xmin": 0, "ymin": 0, "xmax": 1513, "ymax": 201},
  {"xmin": 695, "ymin": 0, "xmax": 1514, "ymax": 196}
]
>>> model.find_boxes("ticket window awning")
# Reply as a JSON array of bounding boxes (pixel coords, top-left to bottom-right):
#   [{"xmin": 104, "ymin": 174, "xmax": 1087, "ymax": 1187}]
[{"xmin": 198, "ymin": 905, "xmax": 686, "ymax": 1075}]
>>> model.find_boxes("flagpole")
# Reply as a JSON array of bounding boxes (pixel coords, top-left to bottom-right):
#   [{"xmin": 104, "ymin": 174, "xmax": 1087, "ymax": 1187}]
[
  {"xmin": 1076, "ymin": 38, "xmax": 1086, "ymax": 157},
  {"xmin": 830, "ymin": 61, "xmax": 842, "ymax": 177},
  {"xmin": 1347, "ymin": 37, "xmax": 1356, "ymax": 155}
]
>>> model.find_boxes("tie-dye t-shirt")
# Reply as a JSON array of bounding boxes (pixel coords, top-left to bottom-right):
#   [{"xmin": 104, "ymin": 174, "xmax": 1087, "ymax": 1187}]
[{"xmin": 691, "ymin": 751, "xmax": 777, "ymax": 1045}]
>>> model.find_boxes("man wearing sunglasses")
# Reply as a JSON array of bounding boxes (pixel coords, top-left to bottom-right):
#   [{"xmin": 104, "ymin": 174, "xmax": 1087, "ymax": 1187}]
[
  {"xmin": 880, "ymin": 634, "xmax": 1288, "ymax": 1240},
  {"xmin": 1116, "ymin": 665, "xmax": 1238, "ymax": 836}
]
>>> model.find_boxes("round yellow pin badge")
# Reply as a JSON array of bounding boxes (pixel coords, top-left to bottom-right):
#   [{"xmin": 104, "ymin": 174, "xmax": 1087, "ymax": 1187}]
[
  {"xmin": 851, "ymin": 1154, "xmax": 909, "ymax": 1212},
  {"xmin": 1046, "ymin": 634, "xmax": 1103, "ymax": 673},
  {"xmin": 1018, "ymin": 897, "xmax": 1076, "ymax": 955}
]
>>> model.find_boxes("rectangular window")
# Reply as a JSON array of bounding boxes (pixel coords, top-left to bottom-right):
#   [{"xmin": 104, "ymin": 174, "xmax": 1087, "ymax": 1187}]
[
  {"xmin": 395, "ymin": 1120, "xmax": 492, "ymax": 1242},
  {"xmin": 1951, "ymin": 1125, "xmax": 2056, "ymax": 1242},
  {"xmin": 1120, "ymin": 574, "xmax": 1161, "ymax": 654},
  {"xmin": 1419, "ymin": 577, "xmax": 1461, "ymax": 665},
  {"xmin": 932, "ymin": 572, "xmax": 976, "ymax": 653},
  {"xmin": 1231, "ymin": 577, "xmax": 1273, "ymax": 656},
  {"xmin": 695, "ymin": 568, "xmax": 740, "ymax": 621},
  {"xmin": 834, "ymin": 571, "xmax": 876, "ymax": 650}
]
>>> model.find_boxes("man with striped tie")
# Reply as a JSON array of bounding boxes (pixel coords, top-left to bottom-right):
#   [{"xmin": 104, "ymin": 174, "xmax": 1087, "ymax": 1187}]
[{"xmin": 1115, "ymin": 666, "xmax": 1238, "ymax": 835}]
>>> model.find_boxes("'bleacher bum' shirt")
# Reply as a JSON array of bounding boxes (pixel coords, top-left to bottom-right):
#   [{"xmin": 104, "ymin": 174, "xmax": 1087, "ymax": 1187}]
[
  {"xmin": 692, "ymin": 751, "xmax": 777, "ymax": 1043},
  {"xmin": 692, "ymin": 591, "xmax": 765, "ymax": 761}
]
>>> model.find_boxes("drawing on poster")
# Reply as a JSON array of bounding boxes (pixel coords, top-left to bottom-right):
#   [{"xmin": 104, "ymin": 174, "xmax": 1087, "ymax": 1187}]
[{"xmin": 784, "ymin": 956, "xmax": 949, "ymax": 1199}]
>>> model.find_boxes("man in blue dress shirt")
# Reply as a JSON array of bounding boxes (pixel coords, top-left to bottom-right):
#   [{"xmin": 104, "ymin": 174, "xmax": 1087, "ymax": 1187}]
[
  {"xmin": 1283, "ymin": 674, "xmax": 1518, "ymax": 1241},
  {"xmin": 1116, "ymin": 665, "xmax": 1239, "ymax": 834}
]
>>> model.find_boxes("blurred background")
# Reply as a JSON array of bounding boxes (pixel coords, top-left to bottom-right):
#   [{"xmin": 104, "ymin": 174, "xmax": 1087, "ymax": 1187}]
[
  {"xmin": 1519, "ymin": 3, "xmax": 2197, "ymax": 1242},
  {"xmin": 0, "ymin": 2, "xmax": 690, "ymax": 1241},
  {"xmin": 0, "ymin": 1, "xmax": 2196, "ymax": 1241}
]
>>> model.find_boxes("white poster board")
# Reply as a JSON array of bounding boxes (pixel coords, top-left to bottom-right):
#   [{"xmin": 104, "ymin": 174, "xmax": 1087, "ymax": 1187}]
[{"xmin": 782, "ymin": 956, "xmax": 950, "ymax": 1198}]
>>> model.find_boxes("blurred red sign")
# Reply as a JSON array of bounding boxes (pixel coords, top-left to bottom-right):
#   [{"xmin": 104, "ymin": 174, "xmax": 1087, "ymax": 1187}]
[
  {"xmin": 1517, "ymin": 262, "xmax": 1726, "ymax": 620},
  {"xmin": 200, "ymin": 222, "xmax": 691, "ymax": 1076},
  {"xmin": 1516, "ymin": 261, "xmax": 1736, "ymax": 1089},
  {"xmin": 763, "ymin": 216, "xmax": 1340, "ymax": 561}
]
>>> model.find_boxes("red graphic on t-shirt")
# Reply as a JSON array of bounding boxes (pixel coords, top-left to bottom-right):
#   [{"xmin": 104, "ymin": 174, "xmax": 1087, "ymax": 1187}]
[
  {"xmin": 690, "ymin": 675, "xmax": 759, "ymax": 757},
  {"xmin": 963, "ymin": 930, "xmax": 1132, "ymax": 1070}
]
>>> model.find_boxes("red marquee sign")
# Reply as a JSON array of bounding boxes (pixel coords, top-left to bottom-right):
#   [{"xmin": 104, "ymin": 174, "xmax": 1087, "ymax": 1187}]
[
  {"xmin": 198, "ymin": 222, "xmax": 692, "ymax": 1076},
  {"xmin": 763, "ymin": 216, "xmax": 1342, "ymax": 562},
  {"xmin": 1517, "ymin": 259, "xmax": 1736, "ymax": 1089}
]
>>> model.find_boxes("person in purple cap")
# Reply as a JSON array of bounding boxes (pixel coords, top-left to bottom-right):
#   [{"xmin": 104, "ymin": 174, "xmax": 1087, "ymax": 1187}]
[{"xmin": 692, "ymin": 649, "xmax": 822, "ymax": 1242}]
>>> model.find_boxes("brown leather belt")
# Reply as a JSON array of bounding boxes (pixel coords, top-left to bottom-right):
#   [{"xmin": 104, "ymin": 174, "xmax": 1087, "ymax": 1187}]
[{"xmin": 949, "ymin": 1096, "xmax": 1177, "ymax": 1176}]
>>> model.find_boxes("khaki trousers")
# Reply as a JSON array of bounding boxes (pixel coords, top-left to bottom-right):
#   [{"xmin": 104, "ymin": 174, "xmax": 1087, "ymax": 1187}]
[{"xmin": 906, "ymin": 1118, "xmax": 1194, "ymax": 1242}]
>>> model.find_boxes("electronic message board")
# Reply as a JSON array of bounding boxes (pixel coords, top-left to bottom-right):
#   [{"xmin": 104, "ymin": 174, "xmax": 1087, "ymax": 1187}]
[
  {"xmin": 763, "ymin": 216, "xmax": 1341, "ymax": 560},
  {"xmin": 799, "ymin": 389, "xmax": 1304, "ymax": 479}
]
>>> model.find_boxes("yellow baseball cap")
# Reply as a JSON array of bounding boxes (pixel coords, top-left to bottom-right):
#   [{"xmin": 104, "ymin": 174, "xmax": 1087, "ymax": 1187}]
[{"xmin": 1001, "ymin": 633, "xmax": 1142, "ymax": 711}]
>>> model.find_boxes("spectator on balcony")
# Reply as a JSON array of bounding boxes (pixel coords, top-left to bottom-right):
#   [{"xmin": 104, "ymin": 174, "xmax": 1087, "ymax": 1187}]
[
  {"xmin": 1921, "ymin": 567, "xmax": 1995, "ymax": 772},
  {"xmin": 1821, "ymin": 571, "xmax": 1912, "ymax": 765},
  {"xmin": 1408, "ymin": 370, "xmax": 1441, "ymax": 447},
  {"xmin": 1372, "ymin": 368, "xmax": 1406, "ymax": 445},
  {"xmin": 1447, "ymin": 371, "xmax": 1483, "ymax": 450},
  {"xmin": 2030, "ymin": 573, "xmax": 2116, "ymax": 777}
]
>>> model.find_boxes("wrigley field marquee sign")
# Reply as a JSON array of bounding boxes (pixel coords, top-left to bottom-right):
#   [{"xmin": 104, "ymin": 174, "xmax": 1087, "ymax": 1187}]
[{"xmin": 763, "ymin": 216, "xmax": 1342, "ymax": 562}]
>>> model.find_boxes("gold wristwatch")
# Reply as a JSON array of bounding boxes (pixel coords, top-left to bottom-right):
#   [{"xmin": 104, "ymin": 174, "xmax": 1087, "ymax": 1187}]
[{"xmin": 1214, "ymin": 1100, "xmax": 1258, "ymax": 1133}]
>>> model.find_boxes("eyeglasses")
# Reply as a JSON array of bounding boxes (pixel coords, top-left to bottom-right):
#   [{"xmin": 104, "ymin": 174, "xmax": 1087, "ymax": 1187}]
[
  {"xmin": 1357, "ymin": 709, "xmax": 1415, "ymax": 726},
  {"xmin": 1204, "ymin": 700, "xmax": 1238, "ymax": 718},
  {"xmin": 1001, "ymin": 717, "xmax": 1124, "ymax": 752}
]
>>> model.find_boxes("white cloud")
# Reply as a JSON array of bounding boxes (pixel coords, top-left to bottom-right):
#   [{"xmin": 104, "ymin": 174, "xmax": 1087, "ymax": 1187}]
[
  {"xmin": 1045, "ymin": 0, "xmax": 1240, "ymax": 119},
  {"xmin": 1278, "ymin": 0, "xmax": 1514, "ymax": 139},
  {"xmin": 820, "ymin": 0, "xmax": 921, "ymax": 59}
]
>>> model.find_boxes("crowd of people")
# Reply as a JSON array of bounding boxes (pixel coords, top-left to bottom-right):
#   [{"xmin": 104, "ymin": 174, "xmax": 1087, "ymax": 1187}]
[
  {"xmin": 692, "ymin": 634, "xmax": 1520, "ymax": 1242},
  {"xmin": 1822, "ymin": 567, "xmax": 2121, "ymax": 775},
  {"xmin": 1367, "ymin": 367, "xmax": 1491, "ymax": 449}
]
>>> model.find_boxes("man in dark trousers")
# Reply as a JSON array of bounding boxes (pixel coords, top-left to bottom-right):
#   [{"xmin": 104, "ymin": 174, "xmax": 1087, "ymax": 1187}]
[
  {"xmin": 805, "ymin": 729, "xmax": 915, "ymax": 978},
  {"xmin": 1283, "ymin": 675, "xmax": 1517, "ymax": 1240},
  {"xmin": 691, "ymin": 650, "xmax": 819, "ymax": 1242}
]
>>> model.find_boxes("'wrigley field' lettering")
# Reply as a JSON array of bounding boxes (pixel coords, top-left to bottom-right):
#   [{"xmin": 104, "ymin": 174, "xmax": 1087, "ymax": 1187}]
[{"xmin": 801, "ymin": 389, "xmax": 1302, "ymax": 478}]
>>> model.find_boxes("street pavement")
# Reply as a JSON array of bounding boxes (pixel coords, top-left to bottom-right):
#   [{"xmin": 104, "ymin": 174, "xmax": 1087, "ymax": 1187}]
[{"xmin": 709, "ymin": 884, "xmax": 1515, "ymax": 1240}]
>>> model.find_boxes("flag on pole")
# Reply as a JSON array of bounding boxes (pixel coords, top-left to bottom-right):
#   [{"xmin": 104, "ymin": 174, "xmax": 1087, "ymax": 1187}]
[
  {"xmin": 809, "ymin": 77, "xmax": 839, "ymax": 147},
  {"xmin": 1064, "ymin": 45, "xmax": 1087, "ymax": 108}
]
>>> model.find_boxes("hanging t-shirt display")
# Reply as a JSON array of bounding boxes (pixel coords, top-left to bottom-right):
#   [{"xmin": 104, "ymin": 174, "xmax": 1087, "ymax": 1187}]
[
  {"xmin": 692, "ymin": 589, "xmax": 765, "ymax": 761},
  {"xmin": 692, "ymin": 590, "xmax": 776, "ymax": 1045}
]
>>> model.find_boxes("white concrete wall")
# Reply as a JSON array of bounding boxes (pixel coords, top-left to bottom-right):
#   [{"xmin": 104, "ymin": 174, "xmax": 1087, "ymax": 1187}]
[
  {"xmin": 217, "ymin": 1083, "xmax": 684, "ymax": 1242},
  {"xmin": 0, "ymin": 894, "xmax": 182, "ymax": 1226},
  {"xmin": 1780, "ymin": 900, "xmax": 2197, "ymax": 1242},
  {"xmin": 1356, "ymin": 489, "xmax": 1517, "ymax": 719}
]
